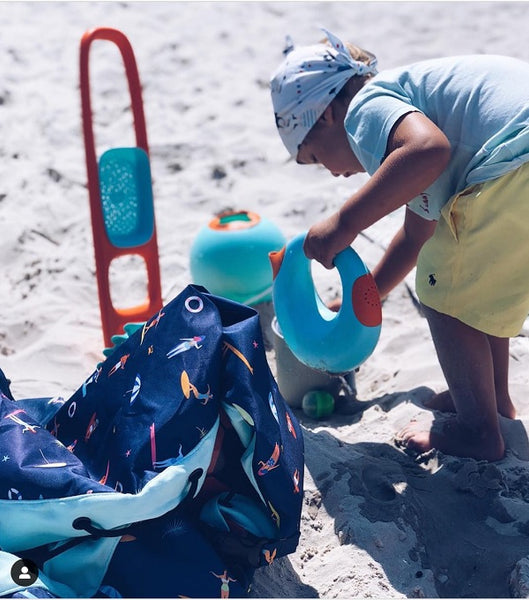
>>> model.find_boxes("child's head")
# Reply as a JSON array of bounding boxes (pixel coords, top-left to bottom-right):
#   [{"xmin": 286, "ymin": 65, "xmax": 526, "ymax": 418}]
[{"xmin": 270, "ymin": 29, "xmax": 377, "ymax": 159}]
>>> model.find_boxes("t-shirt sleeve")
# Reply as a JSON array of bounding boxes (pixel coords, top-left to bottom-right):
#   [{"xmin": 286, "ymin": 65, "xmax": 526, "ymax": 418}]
[
  {"xmin": 344, "ymin": 90, "xmax": 420, "ymax": 175},
  {"xmin": 344, "ymin": 87, "xmax": 440, "ymax": 221}
]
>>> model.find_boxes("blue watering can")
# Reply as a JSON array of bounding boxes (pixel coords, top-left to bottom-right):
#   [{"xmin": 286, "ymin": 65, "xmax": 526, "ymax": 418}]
[{"xmin": 269, "ymin": 233, "xmax": 382, "ymax": 374}]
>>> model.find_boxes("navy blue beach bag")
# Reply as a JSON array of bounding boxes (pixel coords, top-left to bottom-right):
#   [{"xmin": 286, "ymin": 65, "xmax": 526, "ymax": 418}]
[{"xmin": 0, "ymin": 285, "xmax": 304, "ymax": 598}]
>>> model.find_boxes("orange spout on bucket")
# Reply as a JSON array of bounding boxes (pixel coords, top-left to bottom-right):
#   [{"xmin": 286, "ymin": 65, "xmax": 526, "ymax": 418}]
[{"xmin": 269, "ymin": 246, "xmax": 286, "ymax": 280}]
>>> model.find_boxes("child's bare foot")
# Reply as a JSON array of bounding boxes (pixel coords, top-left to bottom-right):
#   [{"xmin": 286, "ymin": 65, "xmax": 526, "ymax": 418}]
[
  {"xmin": 424, "ymin": 390, "xmax": 517, "ymax": 420},
  {"xmin": 395, "ymin": 415, "xmax": 505, "ymax": 462}
]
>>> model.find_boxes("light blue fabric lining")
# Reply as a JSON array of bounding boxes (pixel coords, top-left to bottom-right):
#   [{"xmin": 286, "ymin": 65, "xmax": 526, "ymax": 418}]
[{"xmin": 0, "ymin": 419, "xmax": 219, "ymax": 597}]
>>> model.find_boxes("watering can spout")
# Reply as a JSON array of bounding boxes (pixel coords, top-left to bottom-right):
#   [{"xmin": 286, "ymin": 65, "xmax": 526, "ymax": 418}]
[{"xmin": 269, "ymin": 246, "xmax": 286, "ymax": 280}]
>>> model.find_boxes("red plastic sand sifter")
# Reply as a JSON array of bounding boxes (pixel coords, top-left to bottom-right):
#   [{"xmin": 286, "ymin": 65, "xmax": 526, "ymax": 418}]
[{"xmin": 80, "ymin": 27, "xmax": 162, "ymax": 348}]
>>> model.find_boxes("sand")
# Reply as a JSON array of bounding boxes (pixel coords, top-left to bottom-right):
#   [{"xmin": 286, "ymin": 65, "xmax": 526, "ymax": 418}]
[{"xmin": 2, "ymin": 2, "xmax": 529, "ymax": 597}]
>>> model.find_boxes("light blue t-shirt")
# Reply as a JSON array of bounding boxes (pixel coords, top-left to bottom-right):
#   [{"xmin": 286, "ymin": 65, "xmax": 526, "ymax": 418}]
[{"xmin": 344, "ymin": 55, "xmax": 529, "ymax": 220}]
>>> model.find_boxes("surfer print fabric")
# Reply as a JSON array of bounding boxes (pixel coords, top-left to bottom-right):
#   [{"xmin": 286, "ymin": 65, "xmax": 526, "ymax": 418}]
[{"xmin": 0, "ymin": 285, "xmax": 304, "ymax": 598}]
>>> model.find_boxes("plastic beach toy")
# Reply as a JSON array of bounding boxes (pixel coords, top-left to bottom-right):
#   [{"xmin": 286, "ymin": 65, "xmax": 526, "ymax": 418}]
[
  {"xmin": 302, "ymin": 390, "xmax": 335, "ymax": 419},
  {"xmin": 269, "ymin": 233, "xmax": 382, "ymax": 374},
  {"xmin": 80, "ymin": 27, "xmax": 162, "ymax": 348},
  {"xmin": 190, "ymin": 210, "xmax": 285, "ymax": 305}
]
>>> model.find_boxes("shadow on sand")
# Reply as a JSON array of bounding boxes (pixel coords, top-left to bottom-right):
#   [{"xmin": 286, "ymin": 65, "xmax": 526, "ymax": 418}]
[
  {"xmin": 301, "ymin": 388, "xmax": 529, "ymax": 598},
  {"xmin": 251, "ymin": 387, "xmax": 529, "ymax": 597}
]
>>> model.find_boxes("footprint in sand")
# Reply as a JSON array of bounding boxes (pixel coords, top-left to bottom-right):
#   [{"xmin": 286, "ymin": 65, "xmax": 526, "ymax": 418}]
[{"xmin": 361, "ymin": 465, "xmax": 399, "ymax": 502}]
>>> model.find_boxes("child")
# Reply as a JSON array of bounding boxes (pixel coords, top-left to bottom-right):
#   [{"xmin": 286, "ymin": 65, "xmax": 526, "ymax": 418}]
[{"xmin": 270, "ymin": 29, "xmax": 529, "ymax": 461}]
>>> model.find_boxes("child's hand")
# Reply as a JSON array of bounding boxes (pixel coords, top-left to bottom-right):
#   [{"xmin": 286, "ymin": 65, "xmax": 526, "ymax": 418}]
[{"xmin": 303, "ymin": 212, "xmax": 356, "ymax": 269}]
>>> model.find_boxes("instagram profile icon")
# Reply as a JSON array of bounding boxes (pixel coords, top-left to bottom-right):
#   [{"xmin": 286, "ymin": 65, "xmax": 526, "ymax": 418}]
[{"xmin": 11, "ymin": 559, "xmax": 39, "ymax": 587}]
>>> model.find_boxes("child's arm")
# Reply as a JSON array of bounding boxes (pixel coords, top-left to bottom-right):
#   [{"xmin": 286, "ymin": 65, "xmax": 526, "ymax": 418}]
[
  {"xmin": 303, "ymin": 111, "xmax": 451, "ymax": 269},
  {"xmin": 372, "ymin": 208, "xmax": 436, "ymax": 300}
]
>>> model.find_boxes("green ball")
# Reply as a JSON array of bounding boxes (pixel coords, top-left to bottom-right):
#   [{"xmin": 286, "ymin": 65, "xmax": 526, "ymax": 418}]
[{"xmin": 302, "ymin": 390, "xmax": 335, "ymax": 419}]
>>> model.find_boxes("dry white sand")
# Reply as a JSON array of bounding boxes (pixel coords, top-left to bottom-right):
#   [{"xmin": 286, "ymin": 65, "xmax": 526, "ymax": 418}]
[{"xmin": 2, "ymin": 2, "xmax": 529, "ymax": 597}]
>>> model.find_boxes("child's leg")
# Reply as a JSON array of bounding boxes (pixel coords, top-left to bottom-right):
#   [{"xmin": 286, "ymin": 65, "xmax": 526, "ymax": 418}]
[
  {"xmin": 396, "ymin": 305, "xmax": 505, "ymax": 461},
  {"xmin": 424, "ymin": 335, "xmax": 515, "ymax": 419},
  {"xmin": 489, "ymin": 336, "xmax": 516, "ymax": 419}
]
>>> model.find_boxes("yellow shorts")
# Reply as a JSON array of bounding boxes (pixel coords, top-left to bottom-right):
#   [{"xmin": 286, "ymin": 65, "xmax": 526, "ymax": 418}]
[{"xmin": 416, "ymin": 161, "xmax": 529, "ymax": 337}]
